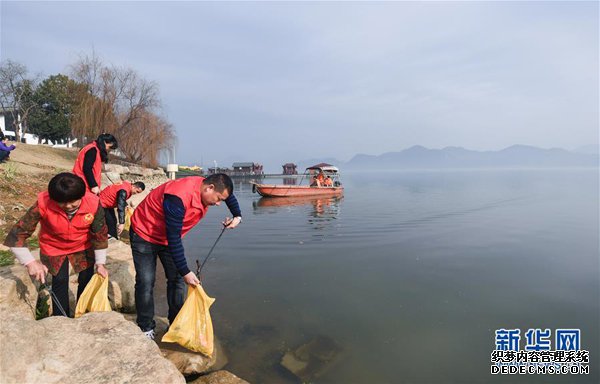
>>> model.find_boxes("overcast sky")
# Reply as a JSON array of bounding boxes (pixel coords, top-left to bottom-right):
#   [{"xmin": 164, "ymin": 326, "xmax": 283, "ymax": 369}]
[{"xmin": 1, "ymin": 1, "xmax": 598, "ymax": 170}]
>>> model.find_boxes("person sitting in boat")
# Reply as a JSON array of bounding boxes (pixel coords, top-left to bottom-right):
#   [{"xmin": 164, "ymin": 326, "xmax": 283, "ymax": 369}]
[
  {"xmin": 323, "ymin": 176, "xmax": 333, "ymax": 187},
  {"xmin": 310, "ymin": 171, "xmax": 326, "ymax": 187}
]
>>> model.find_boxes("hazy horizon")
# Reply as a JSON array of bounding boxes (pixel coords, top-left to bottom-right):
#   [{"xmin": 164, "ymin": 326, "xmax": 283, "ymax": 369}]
[{"xmin": 1, "ymin": 1, "xmax": 598, "ymax": 171}]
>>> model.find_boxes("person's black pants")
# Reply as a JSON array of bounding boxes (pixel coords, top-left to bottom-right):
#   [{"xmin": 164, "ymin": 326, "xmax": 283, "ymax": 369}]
[
  {"xmin": 104, "ymin": 207, "xmax": 118, "ymax": 239},
  {"xmin": 51, "ymin": 257, "xmax": 94, "ymax": 317},
  {"xmin": 0, "ymin": 150, "xmax": 9, "ymax": 162}
]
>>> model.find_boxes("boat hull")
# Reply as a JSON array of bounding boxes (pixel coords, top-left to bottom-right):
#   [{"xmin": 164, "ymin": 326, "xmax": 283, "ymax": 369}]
[{"xmin": 253, "ymin": 184, "xmax": 344, "ymax": 198}]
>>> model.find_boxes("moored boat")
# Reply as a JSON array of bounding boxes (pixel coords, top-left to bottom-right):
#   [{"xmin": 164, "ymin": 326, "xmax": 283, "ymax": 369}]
[{"xmin": 251, "ymin": 163, "xmax": 344, "ymax": 198}]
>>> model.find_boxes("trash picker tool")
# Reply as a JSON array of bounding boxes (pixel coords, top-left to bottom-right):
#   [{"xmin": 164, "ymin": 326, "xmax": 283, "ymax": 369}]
[
  {"xmin": 39, "ymin": 281, "xmax": 68, "ymax": 317},
  {"xmin": 195, "ymin": 226, "xmax": 227, "ymax": 281}
]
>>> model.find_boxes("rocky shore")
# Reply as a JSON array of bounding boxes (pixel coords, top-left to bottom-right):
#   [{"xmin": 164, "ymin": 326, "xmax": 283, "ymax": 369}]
[{"xmin": 0, "ymin": 144, "xmax": 250, "ymax": 384}]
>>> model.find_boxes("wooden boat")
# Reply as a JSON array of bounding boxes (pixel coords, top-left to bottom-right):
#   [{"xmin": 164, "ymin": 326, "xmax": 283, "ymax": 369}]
[{"xmin": 251, "ymin": 164, "xmax": 344, "ymax": 198}]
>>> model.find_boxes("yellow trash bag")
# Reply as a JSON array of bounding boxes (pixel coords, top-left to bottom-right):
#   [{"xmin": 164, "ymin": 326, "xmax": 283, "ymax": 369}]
[
  {"xmin": 124, "ymin": 206, "xmax": 134, "ymax": 231},
  {"xmin": 162, "ymin": 284, "xmax": 216, "ymax": 356},
  {"xmin": 74, "ymin": 274, "xmax": 112, "ymax": 318}
]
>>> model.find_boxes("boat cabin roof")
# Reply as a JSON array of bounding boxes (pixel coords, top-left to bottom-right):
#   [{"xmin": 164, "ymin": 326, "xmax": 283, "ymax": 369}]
[{"xmin": 306, "ymin": 163, "xmax": 340, "ymax": 173}]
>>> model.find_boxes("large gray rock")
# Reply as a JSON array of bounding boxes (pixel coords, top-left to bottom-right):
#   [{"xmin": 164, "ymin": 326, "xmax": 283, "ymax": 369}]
[
  {"xmin": 0, "ymin": 311, "xmax": 185, "ymax": 384},
  {"xmin": 103, "ymin": 164, "xmax": 129, "ymax": 174},
  {"xmin": 0, "ymin": 264, "xmax": 37, "ymax": 321},
  {"xmin": 101, "ymin": 172, "xmax": 124, "ymax": 188},
  {"xmin": 15, "ymin": 245, "xmax": 134, "ymax": 317},
  {"xmin": 128, "ymin": 189, "xmax": 149, "ymax": 208},
  {"xmin": 190, "ymin": 371, "xmax": 250, "ymax": 384},
  {"xmin": 103, "ymin": 172, "xmax": 123, "ymax": 184},
  {"xmin": 281, "ymin": 335, "xmax": 343, "ymax": 382},
  {"xmin": 128, "ymin": 166, "xmax": 155, "ymax": 177},
  {"xmin": 125, "ymin": 166, "xmax": 144, "ymax": 176},
  {"xmin": 124, "ymin": 315, "xmax": 228, "ymax": 376},
  {"xmin": 105, "ymin": 240, "xmax": 136, "ymax": 313}
]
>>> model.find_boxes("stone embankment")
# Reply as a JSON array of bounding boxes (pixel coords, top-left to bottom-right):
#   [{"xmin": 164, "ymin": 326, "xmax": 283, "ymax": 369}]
[
  {"xmin": 0, "ymin": 239, "xmax": 250, "ymax": 384},
  {"xmin": 0, "ymin": 159, "xmax": 250, "ymax": 384},
  {"xmin": 0, "ymin": 265, "xmax": 184, "ymax": 383},
  {"xmin": 102, "ymin": 163, "xmax": 168, "ymax": 190}
]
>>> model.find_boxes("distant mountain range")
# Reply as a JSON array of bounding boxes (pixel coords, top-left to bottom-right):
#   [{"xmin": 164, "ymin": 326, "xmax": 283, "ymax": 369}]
[{"xmin": 298, "ymin": 145, "xmax": 599, "ymax": 171}]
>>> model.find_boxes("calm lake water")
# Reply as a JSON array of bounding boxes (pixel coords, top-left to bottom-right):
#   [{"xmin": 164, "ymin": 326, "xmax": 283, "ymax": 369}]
[{"xmin": 179, "ymin": 169, "xmax": 598, "ymax": 384}]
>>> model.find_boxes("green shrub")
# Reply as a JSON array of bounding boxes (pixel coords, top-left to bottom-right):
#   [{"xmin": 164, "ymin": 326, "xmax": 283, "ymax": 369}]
[
  {"xmin": 0, "ymin": 250, "xmax": 15, "ymax": 266},
  {"xmin": 36, "ymin": 290, "xmax": 50, "ymax": 320},
  {"xmin": 2, "ymin": 163, "xmax": 18, "ymax": 181}
]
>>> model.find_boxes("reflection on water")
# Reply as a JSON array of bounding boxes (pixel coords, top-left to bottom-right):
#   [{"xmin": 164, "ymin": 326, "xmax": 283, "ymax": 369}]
[
  {"xmin": 254, "ymin": 196, "xmax": 343, "ymax": 233},
  {"xmin": 253, "ymin": 196, "xmax": 342, "ymax": 216},
  {"xmin": 182, "ymin": 170, "xmax": 598, "ymax": 384}
]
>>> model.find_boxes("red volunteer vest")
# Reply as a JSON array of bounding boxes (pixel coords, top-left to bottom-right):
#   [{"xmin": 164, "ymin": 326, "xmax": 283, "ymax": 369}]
[
  {"xmin": 131, "ymin": 177, "xmax": 207, "ymax": 246},
  {"xmin": 73, "ymin": 141, "xmax": 102, "ymax": 190},
  {"xmin": 100, "ymin": 181, "xmax": 132, "ymax": 208},
  {"xmin": 37, "ymin": 191, "xmax": 100, "ymax": 256}
]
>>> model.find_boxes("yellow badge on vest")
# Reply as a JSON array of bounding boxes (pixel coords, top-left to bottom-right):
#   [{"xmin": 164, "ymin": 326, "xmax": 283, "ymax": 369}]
[{"xmin": 84, "ymin": 213, "xmax": 94, "ymax": 223}]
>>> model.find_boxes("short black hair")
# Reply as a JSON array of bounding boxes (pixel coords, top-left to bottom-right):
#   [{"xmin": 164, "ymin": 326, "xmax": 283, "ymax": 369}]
[
  {"xmin": 48, "ymin": 173, "xmax": 86, "ymax": 202},
  {"xmin": 133, "ymin": 181, "xmax": 146, "ymax": 191},
  {"xmin": 204, "ymin": 173, "xmax": 233, "ymax": 195}
]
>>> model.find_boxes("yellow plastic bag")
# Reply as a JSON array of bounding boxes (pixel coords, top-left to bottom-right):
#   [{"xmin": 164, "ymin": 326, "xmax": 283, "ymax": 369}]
[
  {"xmin": 124, "ymin": 206, "xmax": 134, "ymax": 231},
  {"xmin": 74, "ymin": 274, "xmax": 112, "ymax": 318},
  {"xmin": 162, "ymin": 284, "xmax": 216, "ymax": 356}
]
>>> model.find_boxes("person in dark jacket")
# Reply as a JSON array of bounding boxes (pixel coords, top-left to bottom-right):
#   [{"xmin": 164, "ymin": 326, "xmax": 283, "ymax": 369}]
[
  {"xmin": 129, "ymin": 173, "xmax": 242, "ymax": 339},
  {"xmin": 73, "ymin": 133, "xmax": 118, "ymax": 194},
  {"xmin": 100, "ymin": 180, "xmax": 145, "ymax": 239},
  {"xmin": 0, "ymin": 131, "xmax": 16, "ymax": 163}
]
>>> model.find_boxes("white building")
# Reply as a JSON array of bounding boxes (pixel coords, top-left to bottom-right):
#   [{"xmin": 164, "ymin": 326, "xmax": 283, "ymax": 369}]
[{"xmin": 0, "ymin": 108, "xmax": 77, "ymax": 147}]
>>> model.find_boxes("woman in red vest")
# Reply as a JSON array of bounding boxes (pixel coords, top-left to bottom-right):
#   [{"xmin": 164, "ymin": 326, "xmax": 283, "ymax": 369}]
[
  {"xmin": 129, "ymin": 173, "xmax": 242, "ymax": 339},
  {"xmin": 73, "ymin": 133, "xmax": 119, "ymax": 195},
  {"xmin": 100, "ymin": 180, "xmax": 145, "ymax": 239},
  {"xmin": 3, "ymin": 173, "xmax": 109, "ymax": 317}
]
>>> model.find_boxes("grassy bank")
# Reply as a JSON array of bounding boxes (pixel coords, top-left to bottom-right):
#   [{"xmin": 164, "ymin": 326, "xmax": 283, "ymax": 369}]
[{"xmin": 0, "ymin": 143, "xmax": 78, "ymax": 265}]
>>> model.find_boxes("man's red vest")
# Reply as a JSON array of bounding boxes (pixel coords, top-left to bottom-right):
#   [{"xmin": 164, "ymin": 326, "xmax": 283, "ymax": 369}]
[
  {"xmin": 73, "ymin": 141, "xmax": 102, "ymax": 190},
  {"xmin": 100, "ymin": 181, "xmax": 132, "ymax": 208},
  {"xmin": 131, "ymin": 177, "xmax": 207, "ymax": 246},
  {"xmin": 37, "ymin": 191, "xmax": 100, "ymax": 256},
  {"xmin": 131, "ymin": 176, "xmax": 208, "ymax": 245}
]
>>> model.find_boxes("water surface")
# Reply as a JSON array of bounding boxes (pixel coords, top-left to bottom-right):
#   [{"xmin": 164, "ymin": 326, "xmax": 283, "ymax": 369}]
[{"xmin": 181, "ymin": 169, "xmax": 598, "ymax": 384}]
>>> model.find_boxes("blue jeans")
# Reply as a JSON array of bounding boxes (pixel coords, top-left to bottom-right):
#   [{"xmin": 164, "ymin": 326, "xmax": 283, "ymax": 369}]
[{"xmin": 130, "ymin": 229, "xmax": 185, "ymax": 332}]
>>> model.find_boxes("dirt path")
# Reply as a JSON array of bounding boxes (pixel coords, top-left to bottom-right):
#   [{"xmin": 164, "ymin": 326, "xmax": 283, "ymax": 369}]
[{"xmin": 4, "ymin": 143, "xmax": 77, "ymax": 175}]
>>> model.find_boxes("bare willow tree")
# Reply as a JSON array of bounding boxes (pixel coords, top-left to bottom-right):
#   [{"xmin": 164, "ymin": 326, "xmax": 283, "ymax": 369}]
[
  {"xmin": 70, "ymin": 53, "xmax": 160, "ymax": 137},
  {"xmin": 70, "ymin": 89, "xmax": 117, "ymax": 143},
  {"xmin": 118, "ymin": 109, "xmax": 175, "ymax": 167},
  {"xmin": 0, "ymin": 60, "xmax": 39, "ymax": 141},
  {"xmin": 69, "ymin": 53, "xmax": 118, "ymax": 141},
  {"xmin": 69, "ymin": 52, "xmax": 170, "ymax": 165},
  {"xmin": 112, "ymin": 68, "xmax": 159, "ymax": 129}
]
